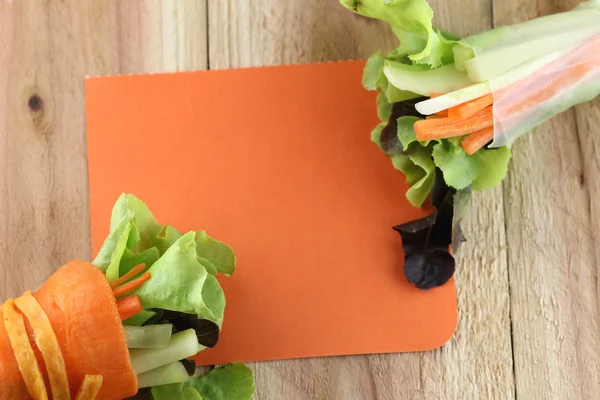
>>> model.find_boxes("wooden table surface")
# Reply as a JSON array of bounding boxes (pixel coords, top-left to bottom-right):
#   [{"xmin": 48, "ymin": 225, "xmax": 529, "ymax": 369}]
[{"xmin": 1, "ymin": 1, "xmax": 598, "ymax": 399}]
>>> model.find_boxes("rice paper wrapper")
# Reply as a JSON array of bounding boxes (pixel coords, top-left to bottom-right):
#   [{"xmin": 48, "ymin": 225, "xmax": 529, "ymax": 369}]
[{"xmin": 488, "ymin": 35, "xmax": 600, "ymax": 147}]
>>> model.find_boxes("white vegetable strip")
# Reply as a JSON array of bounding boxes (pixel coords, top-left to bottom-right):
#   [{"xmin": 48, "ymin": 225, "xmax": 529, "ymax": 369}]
[
  {"xmin": 136, "ymin": 362, "xmax": 190, "ymax": 388},
  {"xmin": 464, "ymin": 24, "xmax": 600, "ymax": 82},
  {"xmin": 129, "ymin": 329, "xmax": 200, "ymax": 375},
  {"xmin": 124, "ymin": 324, "xmax": 173, "ymax": 349},
  {"xmin": 415, "ymin": 48, "xmax": 567, "ymax": 115},
  {"xmin": 383, "ymin": 61, "xmax": 473, "ymax": 96}
]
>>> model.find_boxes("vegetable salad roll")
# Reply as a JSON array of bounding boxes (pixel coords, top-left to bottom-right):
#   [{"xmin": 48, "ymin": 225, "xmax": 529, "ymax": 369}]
[{"xmin": 0, "ymin": 194, "xmax": 254, "ymax": 400}]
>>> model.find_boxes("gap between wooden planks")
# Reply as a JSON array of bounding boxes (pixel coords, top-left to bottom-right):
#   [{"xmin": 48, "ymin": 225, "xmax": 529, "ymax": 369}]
[
  {"xmin": 0, "ymin": 0, "xmax": 597, "ymax": 399},
  {"xmin": 495, "ymin": 0, "xmax": 600, "ymax": 398}
]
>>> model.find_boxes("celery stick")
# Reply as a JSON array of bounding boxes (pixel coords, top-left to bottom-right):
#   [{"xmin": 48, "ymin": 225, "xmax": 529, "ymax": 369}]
[
  {"xmin": 464, "ymin": 25, "xmax": 600, "ymax": 82},
  {"xmin": 137, "ymin": 362, "xmax": 190, "ymax": 388},
  {"xmin": 453, "ymin": 45, "xmax": 474, "ymax": 72},
  {"xmin": 414, "ymin": 48, "xmax": 566, "ymax": 115},
  {"xmin": 129, "ymin": 328, "xmax": 200, "ymax": 375},
  {"xmin": 383, "ymin": 61, "xmax": 473, "ymax": 96},
  {"xmin": 124, "ymin": 325, "xmax": 173, "ymax": 349}
]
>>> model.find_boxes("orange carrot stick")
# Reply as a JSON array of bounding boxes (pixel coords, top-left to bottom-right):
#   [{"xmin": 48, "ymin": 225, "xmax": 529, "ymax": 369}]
[
  {"xmin": 75, "ymin": 375, "xmax": 103, "ymax": 400},
  {"xmin": 435, "ymin": 109, "xmax": 449, "ymax": 117},
  {"xmin": 116, "ymin": 295, "xmax": 143, "ymax": 321},
  {"xmin": 448, "ymin": 94, "xmax": 494, "ymax": 119},
  {"xmin": 495, "ymin": 36, "xmax": 600, "ymax": 116},
  {"xmin": 504, "ymin": 64, "xmax": 593, "ymax": 116},
  {"xmin": 110, "ymin": 264, "xmax": 146, "ymax": 289},
  {"xmin": 112, "ymin": 272, "xmax": 151, "ymax": 298},
  {"xmin": 461, "ymin": 126, "xmax": 495, "ymax": 155},
  {"xmin": 414, "ymin": 106, "xmax": 493, "ymax": 141},
  {"xmin": 426, "ymin": 115, "xmax": 444, "ymax": 120}
]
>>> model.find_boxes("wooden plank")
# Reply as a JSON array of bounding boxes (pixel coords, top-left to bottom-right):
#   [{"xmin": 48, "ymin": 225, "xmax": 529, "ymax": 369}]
[
  {"xmin": 207, "ymin": 0, "xmax": 514, "ymax": 398},
  {"xmin": 493, "ymin": 0, "xmax": 600, "ymax": 398},
  {"xmin": 0, "ymin": 0, "xmax": 207, "ymax": 296}
]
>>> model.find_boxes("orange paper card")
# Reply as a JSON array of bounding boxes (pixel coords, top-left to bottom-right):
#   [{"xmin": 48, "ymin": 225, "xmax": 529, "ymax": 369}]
[{"xmin": 85, "ymin": 60, "xmax": 457, "ymax": 365}]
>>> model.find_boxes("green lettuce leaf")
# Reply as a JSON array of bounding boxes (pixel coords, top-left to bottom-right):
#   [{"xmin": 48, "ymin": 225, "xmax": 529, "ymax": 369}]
[
  {"xmin": 377, "ymin": 92, "xmax": 392, "ymax": 121},
  {"xmin": 195, "ymin": 231, "xmax": 236, "ymax": 276},
  {"xmin": 370, "ymin": 122, "xmax": 387, "ymax": 150},
  {"xmin": 396, "ymin": 116, "xmax": 422, "ymax": 149},
  {"xmin": 93, "ymin": 212, "xmax": 134, "ymax": 281},
  {"xmin": 123, "ymin": 310, "xmax": 156, "ymax": 326},
  {"xmin": 390, "ymin": 142, "xmax": 435, "ymax": 207},
  {"xmin": 404, "ymin": 144, "xmax": 436, "ymax": 206},
  {"xmin": 339, "ymin": 0, "xmax": 455, "ymax": 67},
  {"xmin": 472, "ymin": 147, "xmax": 512, "ymax": 191},
  {"xmin": 133, "ymin": 232, "xmax": 226, "ymax": 325},
  {"xmin": 386, "ymin": 84, "xmax": 420, "ymax": 103},
  {"xmin": 363, "ymin": 51, "xmax": 386, "ymax": 90},
  {"xmin": 432, "ymin": 141, "xmax": 511, "ymax": 191},
  {"xmin": 92, "ymin": 193, "xmax": 236, "ymax": 282},
  {"xmin": 151, "ymin": 363, "xmax": 255, "ymax": 400}
]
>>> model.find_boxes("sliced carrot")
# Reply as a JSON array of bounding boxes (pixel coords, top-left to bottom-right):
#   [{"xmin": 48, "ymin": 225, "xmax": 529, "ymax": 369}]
[
  {"xmin": 495, "ymin": 36, "xmax": 600, "ymax": 117},
  {"xmin": 3, "ymin": 299, "xmax": 48, "ymax": 400},
  {"xmin": 461, "ymin": 126, "xmax": 495, "ymax": 155},
  {"xmin": 33, "ymin": 260, "xmax": 138, "ymax": 399},
  {"xmin": 435, "ymin": 109, "xmax": 449, "ymax": 117},
  {"xmin": 75, "ymin": 375, "xmax": 103, "ymax": 400},
  {"xmin": 15, "ymin": 291, "xmax": 70, "ymax": 400},
  {"xmin": 505, "ymin": 64, "xmax": 593, "ymax": 116},
  {"xmin": 116, "ymin": 295, "xmax": 143, "ymax": 321},
  {"xmin": 110, "ymin": 263, "xmax": 146, "ymax": 289},
  {"xmin": 447, "ymin": 94, "xmax": 494, "ymax": 119},
  {"xmin": 414, "ymin": 106, "xmax": 493, "ymax": 141},
  {"xmin": 113, "ymin": 272, "xmax": 151, "ymax": 298},
  {"xmin": 426, "ymin": 115, "xmax": 444, "ymax": 120}
]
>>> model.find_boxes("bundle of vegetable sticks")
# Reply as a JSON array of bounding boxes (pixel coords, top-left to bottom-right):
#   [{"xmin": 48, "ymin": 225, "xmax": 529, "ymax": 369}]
[
  {"xmin": 340, "ymin": 0, "xmax": 600, "ymax": 288},
  {"xmin": 0, "ymin": 194, "xmax": 255, "ymax": 400}
]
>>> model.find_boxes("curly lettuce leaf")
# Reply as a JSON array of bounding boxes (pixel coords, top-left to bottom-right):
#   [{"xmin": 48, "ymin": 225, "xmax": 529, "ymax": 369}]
[
  {"xmin": 151, "ymin": 363, "xmax": 255, "ymax": 400},
  {"xmin": 92, "ymin": 211, "xmax": 134, "ymax": 281},
  {"xmin": 432, "ymin": 141, "xmax": 511, "ymax": 190},
  {"xmin": 339, "ymin": 0, "xmax": 455, "ymax": 67},
  {"xmin": 93, "ymin": 193, "xmax": 236, "ymax": 283},
  {"xmin": 371, "ymin": 122, "xmax": 387, "ymax": 150},
  {"xmin": 391, "ymin": 143, "xmax": 435, "ymax": 207},
  {"xmin": 133, "ymin": 232, "xmax": 226, "ymax": 325},
  {"xmin": 472, "ymin": 146, "xmax": 512, "ymax": 191},
  {"xmin": 363, "ymin": 51, "xmax": 386, "ymax": 90}
]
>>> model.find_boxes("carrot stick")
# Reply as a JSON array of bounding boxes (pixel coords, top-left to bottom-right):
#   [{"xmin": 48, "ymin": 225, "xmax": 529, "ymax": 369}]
[
  {"xmin": 504, "ymin": 64, "xmax": 593, "ymax": 116},
  {"xmin": 110, "ymin": 264, "xmax": 146, "ymax": 289},
  {"xmin": 116, "ymin": 295, "xmax": 143, "ymax": 321},
  {"xmin": 414, "ymin": 106, "xmax": 493, "ymax": 141},
  {"xmin": 495, "ymin": 36, "xmax": 600, "ymax": 116},
  {"xmin": 447, "ymin": 94, "xmax": 493, "ymax": 119},
  {"xmin": 461, "ymin": 126, "xmax": 495, "ymax": 155},
  {"xmin": 426, "ymin": 115, "xmax": 444, "ymax": 120},
  {"xmin": 112, "ymin": 272, "xmax": 151, "ymax": 298},
  {"xmin": 435, "ymin": 110, "xmax": 449, "ymax": 117},
  {"xmin": 75, "ymin": 375, "xmax": 103, "ymax": 400}
]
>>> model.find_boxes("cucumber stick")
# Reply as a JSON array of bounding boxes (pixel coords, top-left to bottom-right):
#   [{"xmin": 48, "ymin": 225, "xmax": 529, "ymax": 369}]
[
  {"xmin": 383, "ymin": 61, "xmax": 473, "ymax": 96},
  {"xmin": 129, "ymin": 328, "xmax": 200, "ymax": 375},
  {"xmin": 124, "ymin": 324, "xmax": 173, "ymax": 349},
  {"xmin": 137, "ymin": 362, "xmax": 190, "ymax": 388}
]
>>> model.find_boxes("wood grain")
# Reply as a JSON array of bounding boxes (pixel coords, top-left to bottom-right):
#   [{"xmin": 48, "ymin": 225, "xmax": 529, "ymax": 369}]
[
  {"xmin": 0, "ymin": 0, "xmax": 597, "ymax": 399},
  {"xmin": 494, "ymin": 0, "xmax": 600, "ymax": 399},
  {"xmin": 0, "ymin": 0, "xmax": 208, "ymax": 299},
  {"xmin": 208, "ymin": 0, "xmax": 513, "ymax": 398}
]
